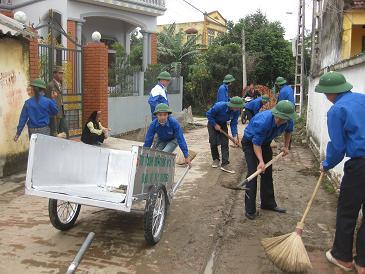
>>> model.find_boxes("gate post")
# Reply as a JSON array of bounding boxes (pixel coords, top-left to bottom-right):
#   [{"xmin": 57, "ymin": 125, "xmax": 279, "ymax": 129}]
[
  {"xmin": 83, "ymin": 42, "xmax": 108, "ymax": 127},
  {"xmin": 29, "ymin": 37, "xmax": 39, "ymax": 81}
]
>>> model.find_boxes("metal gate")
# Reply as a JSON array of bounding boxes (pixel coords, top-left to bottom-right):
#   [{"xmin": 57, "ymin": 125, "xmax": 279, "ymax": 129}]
[{"xmin": 36, "ymin": 10, "xmax": 83, "ymax": 137}]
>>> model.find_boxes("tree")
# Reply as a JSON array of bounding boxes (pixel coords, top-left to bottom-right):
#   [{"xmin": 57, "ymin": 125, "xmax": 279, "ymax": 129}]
[{"xmin": 216, "ymin": 10, "xmax": 295, "ymax": 86}]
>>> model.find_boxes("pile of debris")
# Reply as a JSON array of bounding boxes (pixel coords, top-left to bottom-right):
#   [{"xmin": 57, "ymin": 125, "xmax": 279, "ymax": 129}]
[{"xmin": 256, "ymin": 85, "xmax": 277, "ymax": 110}]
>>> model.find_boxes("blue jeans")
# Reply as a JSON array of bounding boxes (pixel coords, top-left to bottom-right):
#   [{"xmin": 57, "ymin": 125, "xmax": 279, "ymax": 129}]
[{"xmin": 155, "ymin": 139, "xmax": 178, "ymax": 154}]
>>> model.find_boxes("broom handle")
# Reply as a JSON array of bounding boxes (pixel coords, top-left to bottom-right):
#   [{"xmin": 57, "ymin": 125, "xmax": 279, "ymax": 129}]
[
  {"xmin": 238, "ymin": 152, "xmax": 284, "ymax": 187},
  {"xmin": 298, "ymin": 172, "xmax": 325, "ymax": 225},
  {"xmin": 219, "ymin": 129, "xmax": 242, "ymax": 148}
]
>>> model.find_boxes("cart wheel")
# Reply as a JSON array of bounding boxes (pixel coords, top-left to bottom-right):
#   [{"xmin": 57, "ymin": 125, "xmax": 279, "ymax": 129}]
[
  {"xmin": 48, "ymin": 199, "xmax": 81, "ymax": 231},
  {"xmin": 241, "ymin": 110, "xmax": 247, "ymax": 124},
  {"xmin": 144, "ymin": 186, "xmax": 167, "ymax": 245}
]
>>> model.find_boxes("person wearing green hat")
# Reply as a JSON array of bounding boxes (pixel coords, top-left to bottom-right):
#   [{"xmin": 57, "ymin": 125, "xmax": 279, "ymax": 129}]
[
  {"xmin": 148, "ymin": 71, "xmax": 171, "ymax": 118},
  {"xmin": 46, "ymin": 65, "xmax": 68, "ymax": 138},
  {"xmin": 206, "ymin": 96, "xmax": 244, "ymax": 174},
  {"xmin": 216, "ymin": 74, "xmax": 235, "ymax": 103},
  {"xmin": 276, "ymin": 76, "xmax": 295, "ymax": 104},
  {"xmin": 242, "ymin": 100, "xmax": 296, "ymax": 220},
  {"xmin": 315, "ymin": 71, "xmax": 365, "ymax": 274},
  {"xmin": 14, "ymin": 79, "xmax": 59, "ymax": 141},
  {"xmin": 144, "ymin": 103, "xmax": 191, "ymax": 166},
  {"xmin": 242, "ymin": 95, "xmax": 270, "ymax": 123}
]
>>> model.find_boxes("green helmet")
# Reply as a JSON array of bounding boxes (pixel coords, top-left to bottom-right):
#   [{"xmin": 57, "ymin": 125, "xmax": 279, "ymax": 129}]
[
  {"xmin": 315, "ymin": 71, "xmax": 353, "ymax": 94},
  {"xmin": 154, "ymin": 103, "xmax": 172, "ymax": 115},
  {"xmin": 272, "ymin": 100, "xmax": 297, "ymax": 120},
  {"xmin": 262, "ymin": 95, "xmax": 270, "ymax": 103},
  {"xmin": 227, "ymin": 96, "xmax": 244, "ymax": 108},
  {"xmin": 223, "ymin": 74, "xmax": 235, "ymax": 83},
  {"xmin": 157, "ymin": 71, "xmax": 172, "ymax": 81},
  {"xmin": 275, "ymin": 76, "xmax": 287, "ymax": 86},
  {"xmin": 30, "ymin": 78, "xmax": 47, "ymax": 89}
]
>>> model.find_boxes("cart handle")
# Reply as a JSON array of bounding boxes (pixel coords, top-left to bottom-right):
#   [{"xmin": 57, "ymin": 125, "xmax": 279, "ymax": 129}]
[
  {"xmin": 66, "ymin": 232, "xmax": 95, "ymax": 274},
  {"xmin": 171, "ymin": 166, "xmax": 191, "ymax": 197}
]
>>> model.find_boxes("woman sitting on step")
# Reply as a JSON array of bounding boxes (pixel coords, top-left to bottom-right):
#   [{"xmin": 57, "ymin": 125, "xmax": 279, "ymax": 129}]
[{"xmin": 81, "ymin": 111, "xmax": 109, "ymax": 146}]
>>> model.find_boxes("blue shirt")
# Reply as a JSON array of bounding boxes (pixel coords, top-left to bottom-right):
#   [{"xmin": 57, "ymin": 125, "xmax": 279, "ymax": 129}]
[
  {"xmin": 244, "ymin": 110, "xmax": 294, "ymax": 145},
  {"xmin": 323, "ymin": 91, "xmax": 365, "ymax": 170},
  {"xmin": 216, "ymin": 83, "xmax": 229, "ymax": 102},
  {"xmin": 206, "ymin": 102, "xmax": 240, "ymax": 137},
  {"xmin": 244, "ymin": 96, "xmax": 264, "ymax": 116},
  {"xmin": 16, "ymin": 96, "xmax": 58, "ymax": 136},
  {"xmin": 148, "ymin": 83, "xmax": 169, "ymax": 115},
  {"xmin": 144, "ymin": 116, "xmax": 189, "ymax": 158},
  {"xmin": 278, "ymin": 84, "xmax": 295, "ymax": 104}
]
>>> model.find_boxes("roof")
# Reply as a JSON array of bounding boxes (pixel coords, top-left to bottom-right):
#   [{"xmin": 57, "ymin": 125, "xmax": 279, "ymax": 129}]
[
  {"xmin": 348, "ymin": 0, "xmax": 365, "ymax": 9},
  {"xmin": 206, "ymin": 10, "xmax": 227, "ymax": 24},
  {"xmin": 0, "ymin": 13, "xmax": 36, "ymax": 39}
]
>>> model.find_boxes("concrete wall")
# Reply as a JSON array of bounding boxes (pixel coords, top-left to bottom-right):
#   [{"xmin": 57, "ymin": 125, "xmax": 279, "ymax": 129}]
[
  {"xmin": 108, "ymin": 93, "xmax": 183, "ymax": 135},
  {"xmin": 0, "ymin": 38, "xmax": 30, "ymax": 177},
  {"xmin": 307, "ymin": 54, "xmax": 365, "ymax": 181}
]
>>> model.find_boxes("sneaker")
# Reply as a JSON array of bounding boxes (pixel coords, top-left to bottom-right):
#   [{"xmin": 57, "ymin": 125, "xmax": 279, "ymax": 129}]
[
  {"xmin": 220, "ymin": 164, "xmax": 235, "ymax": 174},
  {"xmin": 211, "ymin": 159, "xmax": 220, "ymax": 168}
]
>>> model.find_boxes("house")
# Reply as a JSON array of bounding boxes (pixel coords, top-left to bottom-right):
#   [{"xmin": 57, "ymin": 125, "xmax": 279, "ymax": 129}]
[
  {"xmin": 156, "ymin": 10, "xmax": 227, "ymax": 48},
  {"xmin": 307, "ymin": 0, "xmax": 365, "ymax": 182}
]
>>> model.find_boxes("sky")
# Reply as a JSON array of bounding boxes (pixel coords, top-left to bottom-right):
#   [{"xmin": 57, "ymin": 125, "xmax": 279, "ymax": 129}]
[{"xmin": 157, "ymin": 0, "xmax": 313, "ymax": 40}]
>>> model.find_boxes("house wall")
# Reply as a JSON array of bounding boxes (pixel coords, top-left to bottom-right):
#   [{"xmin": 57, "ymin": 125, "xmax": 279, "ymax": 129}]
[
  {"xmin": 306, "ymin": 54, "xmax": 365, "ymax": 181},
  {"xmin": 108, "ymin": 92, "xmax": 183, "ymax": 135},
  {"xmin": 0, "ymin": 38, "xmax": 30, "ymax": 177},
  {"xmin": 341, "ymin": 9, "xmax": 365, "ymax": 59}
]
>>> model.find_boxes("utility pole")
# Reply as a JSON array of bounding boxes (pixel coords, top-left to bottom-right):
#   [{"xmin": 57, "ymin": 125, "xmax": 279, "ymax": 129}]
[
  {"xmin": 294, "ymin": 0, "xmax": 305, "ymax": 116},
  {"xmin": 242, "ymin": 27, "xmax": 247, "ymax": 88},
  {"xmin": 311, "ymin": 0, "xmax": 322, "ymax": 74}
]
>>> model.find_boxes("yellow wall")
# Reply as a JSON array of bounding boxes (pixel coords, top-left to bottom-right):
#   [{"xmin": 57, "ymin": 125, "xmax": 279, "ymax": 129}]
[
  {"xmin": 0, "ymin": 38, "xmax": 30, "ymax": 174},
  {"xmin": 157, "ymin": 11, "xmax": 227, "ymax": 48},
  {"xmin": 341, "ymin": 10, "xmax": 365, "ymax": 60}
]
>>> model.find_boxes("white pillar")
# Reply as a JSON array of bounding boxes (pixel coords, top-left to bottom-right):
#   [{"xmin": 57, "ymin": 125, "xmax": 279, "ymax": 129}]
[
  {"xmin": 76, "ymin": 20, "xmax": 84, "ymax": 94},
  {"xmin": 142, "ymin": 30, "xmax": 149, "ymax": 71},
  {"xmin": 147, "ymin": 32, "xmax": 152, "ymax": 64},
  {"xmin": 125, "ymin": 32, "xmax": 131, "ymax": 55}
]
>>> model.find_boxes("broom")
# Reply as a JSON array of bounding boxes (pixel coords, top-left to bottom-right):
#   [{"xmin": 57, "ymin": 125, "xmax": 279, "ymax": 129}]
[{"xmin": 261, "ymin": 172, "xmax": 325, "ymax": 273}]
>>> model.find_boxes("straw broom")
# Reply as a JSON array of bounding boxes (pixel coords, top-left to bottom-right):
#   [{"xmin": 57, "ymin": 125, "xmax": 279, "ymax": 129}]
[{"xmin": 261, "ymin": 172, "xmax": 325, "ymax": 273}]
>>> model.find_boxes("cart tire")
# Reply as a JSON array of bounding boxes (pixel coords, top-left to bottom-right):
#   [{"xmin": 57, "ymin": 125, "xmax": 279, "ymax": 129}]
[
  {"xmin": 144, "ymin": 186, "xmax": 167, "ymax": 245},
  {"xmin": 48, "ymin": 199, "xmax": 81, "ymax": 231},
  {"xmin": 241, "ymin": 110, "xmax": 247, "ymax": 125}
]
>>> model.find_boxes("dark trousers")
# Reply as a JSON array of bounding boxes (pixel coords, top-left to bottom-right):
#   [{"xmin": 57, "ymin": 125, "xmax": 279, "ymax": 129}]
[
  {"xmin": 242, "ymin": 138, "xmax": 277, "ymax": 214},
  {"xmin": 331, "ymin": 158, "xmax": 365, "ymax": 267},
  {"xmin": 208, "ymin": 123, "xmax": 229, "ymax": 166},
  {"xmin": 50, "ymin": 116, "xmax": 69, "ymax": 139},
  {"xmin": 245, "ymin": 109, "xmax": 254, "ymax": 121},
  {"xmin": 87, "ymin": 133, "xmax": 105, "ymax": 145}
]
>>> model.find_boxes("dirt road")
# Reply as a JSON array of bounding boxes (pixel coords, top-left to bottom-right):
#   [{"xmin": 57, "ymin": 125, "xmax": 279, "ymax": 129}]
[{"xmin": 0, "ymin": 123, "xmax": 351, "ymax": 274}]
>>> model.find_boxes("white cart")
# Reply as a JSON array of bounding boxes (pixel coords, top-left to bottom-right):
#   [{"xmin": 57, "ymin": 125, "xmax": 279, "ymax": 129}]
[{"xmin": 25, "ymin": 134, "xmax": 190, "ymax": 245}]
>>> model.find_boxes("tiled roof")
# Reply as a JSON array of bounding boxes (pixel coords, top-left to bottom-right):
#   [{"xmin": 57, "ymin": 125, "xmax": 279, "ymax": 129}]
[
  {"xmin": 0, "ymin": 13, "xmax": 35, "ymax": 39},
  {"xmin": 352, "ymin": 0, "xmax": 365, "ymax": 9}
]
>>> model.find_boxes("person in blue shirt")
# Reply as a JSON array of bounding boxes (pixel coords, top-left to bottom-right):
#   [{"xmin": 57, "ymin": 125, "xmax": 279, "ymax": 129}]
[
  {"xmin": 148, "ymin": 71, "xmax": 171, "ymax": 118},
  {"xmin": 216, "ymin": 74, "xmax": 235, "ymax": 102},
  {"xmin": 276, "ymin": 76, "xmax": 295, "ymax": 104},
  {"xmin": 14, "ymin": 78, "xmax": 58, "ymax": 141},
  {"xmin": 316, "ymin": 71, "xmax": 365, "ymax": 274},
  {"xmin": 242, "ymin": 100, "xmax": 296, "ymax": 220},
  {"xmin": 243, "ymin": 95, "xmax": 270, "ymax": 122},
  {"xmin": 206, "ymin": 96, "xmax": 243, "ymax": 174},
  {"xmin": 144, "ymin": 103, "xmax": 191, "ymax": 166}
]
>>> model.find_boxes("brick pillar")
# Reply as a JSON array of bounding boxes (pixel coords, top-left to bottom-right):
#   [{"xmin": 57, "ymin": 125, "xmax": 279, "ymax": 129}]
[
  {"xmin": 151, "ymin": 33, "xmax": 157, "ymax": 64},
  {"xmin": 0, "ymin": 9, "xmax": 13, "ymax": 17},
  {"xmin": 83, "ymin": 42, "xmax": 108, "ymax": 127},
  {"xmin": 67, "ymin": 20, "xmax": 76, "ymax": 49},
  {"xmin": 67, "ymin": 20, "xmax": 76, "ymax": 93},
  {"xmin": 29, "ymin": 38, "xmax": 39, "ymax": 81}
]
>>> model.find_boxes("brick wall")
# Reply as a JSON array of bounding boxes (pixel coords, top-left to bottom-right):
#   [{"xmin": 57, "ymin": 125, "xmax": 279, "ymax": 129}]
[
  {"xmin": 67, "ymin": 20, "xmax": 76, "ymax": 50},
  {"xmin": 83, "ymin": 42, "xmax": 108, "ymax": 127},
  {"xmin": 151, "ymin": 33, "xmax": 157, "ymax": 64},
  {"xmin": 28, "ymin": 38, "xmax": 39, "ymax": 81},
  {"xmin": 0, "ymin": 9, "xmax": 13, "ymax": 18}
]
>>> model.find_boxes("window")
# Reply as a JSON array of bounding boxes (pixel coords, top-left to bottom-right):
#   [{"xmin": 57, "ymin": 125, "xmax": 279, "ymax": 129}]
[
  {"xmin": 207, "ymin": 29, "xmax": 215, "ymax": 46},
  {"xmin": 186, "ymin": 34, "xmax": 197, "ymax": 44}
]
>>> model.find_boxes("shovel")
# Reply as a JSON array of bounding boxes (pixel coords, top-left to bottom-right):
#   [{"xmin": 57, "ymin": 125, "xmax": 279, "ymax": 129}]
[
  {"xmin": 219, "ymin": 129, "xmax": 242, "ymax": 148},
  {"xmin": 238, "ymin": 152, "xmax": 284, "ymax": 187}
]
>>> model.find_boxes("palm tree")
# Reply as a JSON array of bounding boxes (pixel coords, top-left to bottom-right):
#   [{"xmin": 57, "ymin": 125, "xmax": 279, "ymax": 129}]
[{"xmin": 157, "ymin": 23, "xmax": 202, "ymax": 65}]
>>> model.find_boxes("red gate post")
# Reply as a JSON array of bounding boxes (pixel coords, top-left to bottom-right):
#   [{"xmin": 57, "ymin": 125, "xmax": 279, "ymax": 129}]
[{"xmin": 83, "ymin": 42, "xmax": 108, "ymax": 127}]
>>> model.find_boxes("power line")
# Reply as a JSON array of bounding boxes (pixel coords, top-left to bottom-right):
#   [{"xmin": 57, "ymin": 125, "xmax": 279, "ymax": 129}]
[{"xmin": 178, "ymin": 0, "xmax": 227, "ymax": 27}]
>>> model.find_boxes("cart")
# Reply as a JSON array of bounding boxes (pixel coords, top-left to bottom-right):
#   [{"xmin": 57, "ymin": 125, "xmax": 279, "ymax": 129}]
[{"xmin": 25, "ymin": 134, "xmax": 190, "ymax": 245}]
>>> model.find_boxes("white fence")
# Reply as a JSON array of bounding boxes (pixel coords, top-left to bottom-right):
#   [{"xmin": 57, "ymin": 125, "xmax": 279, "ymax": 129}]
[{"xmin": 306, "ymin": 54, "xmax": 365, "ymax": 181}]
